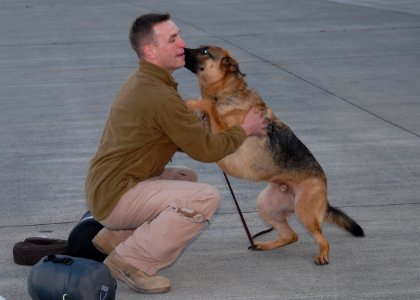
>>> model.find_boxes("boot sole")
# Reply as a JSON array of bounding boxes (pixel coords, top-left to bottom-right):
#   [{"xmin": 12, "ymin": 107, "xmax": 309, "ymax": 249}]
[{"xmin": 105, "ymin": 256, "xmax": 171, "ymax": 294}]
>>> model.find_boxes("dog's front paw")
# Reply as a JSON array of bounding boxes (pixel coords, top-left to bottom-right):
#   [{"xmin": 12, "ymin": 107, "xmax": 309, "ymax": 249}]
[
  {"xmin": 185, "ymin": 99, "xmax": 197, "ymax": 110},
  {"xmin": 314, "ymin": 255, "xmax": 329, "ymax": 265}
]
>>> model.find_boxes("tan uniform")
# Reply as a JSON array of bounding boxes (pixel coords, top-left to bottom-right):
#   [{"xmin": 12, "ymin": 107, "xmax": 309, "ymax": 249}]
[{"xmin": 85, "ymin": 59, "xmax": 246, "ymax": 275}]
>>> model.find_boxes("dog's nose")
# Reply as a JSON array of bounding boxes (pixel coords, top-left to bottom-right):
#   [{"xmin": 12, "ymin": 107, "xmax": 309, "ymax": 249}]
[{"xmin": 183, "ymin": 49, "xmax": 197, "ymax": 73}]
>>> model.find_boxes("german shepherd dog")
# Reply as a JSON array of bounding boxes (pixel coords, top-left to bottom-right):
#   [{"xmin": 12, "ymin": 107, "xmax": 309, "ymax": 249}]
[{"xmin": 184, "ymin": 46, "xmax": 364, "ymax": 265}]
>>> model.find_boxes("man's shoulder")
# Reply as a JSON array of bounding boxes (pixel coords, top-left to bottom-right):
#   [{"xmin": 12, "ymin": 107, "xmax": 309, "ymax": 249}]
[{"xmin": 113, "ymin": 72, "xmax": 182, "ymax": 114}]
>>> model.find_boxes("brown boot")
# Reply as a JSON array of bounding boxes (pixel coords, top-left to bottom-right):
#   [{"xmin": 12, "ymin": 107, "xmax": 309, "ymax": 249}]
[
  {"xmin": 92, "ymin": 228, "xmax": 130, "ymax": 255},
  {"xmin": 104, "ymin": 251, "xmax": 171, "ymax": 294}
]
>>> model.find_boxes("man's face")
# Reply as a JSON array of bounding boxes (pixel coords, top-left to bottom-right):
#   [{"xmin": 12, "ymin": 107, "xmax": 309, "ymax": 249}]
[{"xmin": 150, "ymin": 20, "xmax": 186, "ymax": 73}]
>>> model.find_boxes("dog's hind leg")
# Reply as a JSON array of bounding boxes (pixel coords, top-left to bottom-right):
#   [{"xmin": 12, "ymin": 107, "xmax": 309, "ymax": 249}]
[
  {"xmin": 254, "ymin": 183, "xmax": 298, "ymax": 250},
  {"xmin": 294, "ymin": 178, "xmax": 330, "ymax": 265}
]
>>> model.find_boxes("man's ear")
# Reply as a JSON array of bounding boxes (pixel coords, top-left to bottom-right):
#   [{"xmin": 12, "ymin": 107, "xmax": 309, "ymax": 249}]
[
  {"xmin": 143, "ymin": 44, "xmax": 156, "ymax": 59},
  {"xmin": 221, "ymin": 57, "xmax": 246, "ymax": 78}
]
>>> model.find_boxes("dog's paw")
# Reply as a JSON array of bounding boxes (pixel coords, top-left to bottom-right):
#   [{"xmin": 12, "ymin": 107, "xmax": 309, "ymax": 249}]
[
  {"xmin": 248, "ymin": 244, "xmax": 263, "ymax": 251},
  {"xmin": 185, "ymin": 99, "xmax": 200, "ymax": 111},
  {"xmin": 314, "ymin": 255, "xmax": 329, "ymax": 265},
  {"xmin": 253, "ymin": 242, "xmax": 272, "ymax": 251}
]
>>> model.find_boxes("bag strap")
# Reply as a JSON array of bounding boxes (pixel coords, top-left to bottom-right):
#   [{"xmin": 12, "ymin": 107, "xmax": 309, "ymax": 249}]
[{"xmin": 44, "ymin": 254, "xmax": 74, "ymax": 265}]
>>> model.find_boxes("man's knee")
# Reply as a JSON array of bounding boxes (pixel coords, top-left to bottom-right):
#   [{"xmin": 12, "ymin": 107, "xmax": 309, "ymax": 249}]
[{"xmin": 176, "ymin": 184, "xmax": 219, "ymax": 220}]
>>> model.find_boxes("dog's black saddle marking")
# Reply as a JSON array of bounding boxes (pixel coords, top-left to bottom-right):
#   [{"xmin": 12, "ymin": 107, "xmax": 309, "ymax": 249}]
[{"xmin": 268, "ymin": 122, "xmax": 324, "ymax": 175}]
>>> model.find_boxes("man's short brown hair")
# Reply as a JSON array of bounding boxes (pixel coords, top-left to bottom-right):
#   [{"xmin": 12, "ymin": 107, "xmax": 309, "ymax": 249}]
[{"xmin": 129, "ymin": 13, "xmax": 171, "ymax": 57}]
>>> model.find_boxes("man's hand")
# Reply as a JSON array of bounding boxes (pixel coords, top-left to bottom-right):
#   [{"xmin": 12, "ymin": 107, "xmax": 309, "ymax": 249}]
[{"xmin": 241, "ymin": 108, "xmax": 268, "ymax": 136}]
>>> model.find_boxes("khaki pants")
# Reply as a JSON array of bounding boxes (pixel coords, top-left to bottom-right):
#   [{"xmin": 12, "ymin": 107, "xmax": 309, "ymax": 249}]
[{"xmin": 100, "ymin": 167, "xmax": 220, "ymax": 276}]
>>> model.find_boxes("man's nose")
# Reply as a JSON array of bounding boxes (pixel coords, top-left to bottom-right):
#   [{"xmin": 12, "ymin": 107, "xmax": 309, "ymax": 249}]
[{"xmin": 178, "ymin": 37, "xmax": 186, "ymax": 48}]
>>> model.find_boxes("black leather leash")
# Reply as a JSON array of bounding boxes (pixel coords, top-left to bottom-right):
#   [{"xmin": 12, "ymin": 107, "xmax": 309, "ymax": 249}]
[{"xmin": 222, "ymin": 172, "xmax": 273, "ymax": 250}]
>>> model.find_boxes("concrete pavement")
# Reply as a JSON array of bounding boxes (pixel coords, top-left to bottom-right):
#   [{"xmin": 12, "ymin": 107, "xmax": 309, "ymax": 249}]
[{"xmin": 1, "ymin": 0, "xmax": 419, "ymax": 299}]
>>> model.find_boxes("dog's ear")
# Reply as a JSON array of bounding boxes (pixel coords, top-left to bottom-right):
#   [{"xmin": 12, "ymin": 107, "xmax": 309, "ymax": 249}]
[{"xmin": 221, "ymin": 57, "xmax": 246, "ymax": 78}]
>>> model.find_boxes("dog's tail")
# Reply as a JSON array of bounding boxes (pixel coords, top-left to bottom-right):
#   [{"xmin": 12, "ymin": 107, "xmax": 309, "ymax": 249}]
[{"xmin": 325, "ymin": 205, "xmax": 364, "ymax": 237}]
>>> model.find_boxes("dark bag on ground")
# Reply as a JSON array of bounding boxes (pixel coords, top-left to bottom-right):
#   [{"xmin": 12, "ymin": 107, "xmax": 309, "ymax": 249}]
[
  {"xmin": 28, "ymin": 254, "xmax": 116, "ymax": 300},
  {"xmin": 13, "ymin": 237, "xmax": 68, "ymax": 266},
  {"xmin": 68, "ymin": 211, "xmax": 106, "ymax": 262}
]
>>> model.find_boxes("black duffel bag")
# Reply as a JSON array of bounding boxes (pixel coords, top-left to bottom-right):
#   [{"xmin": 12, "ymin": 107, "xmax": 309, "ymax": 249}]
[{"xmin": 28, "ymin": 254, "xmax": 116, "ymax": 300}]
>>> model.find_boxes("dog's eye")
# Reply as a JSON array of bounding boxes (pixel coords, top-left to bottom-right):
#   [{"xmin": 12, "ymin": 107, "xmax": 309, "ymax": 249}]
[{"xmin": 201, "ymin": 48, "xmax": 209, "ymax": 55}]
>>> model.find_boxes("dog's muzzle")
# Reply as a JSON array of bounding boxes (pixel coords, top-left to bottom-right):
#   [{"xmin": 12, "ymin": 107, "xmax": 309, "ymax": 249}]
[{"xmin": 184, "ymin": 48, "xmax": 198, "ymax": 73}]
